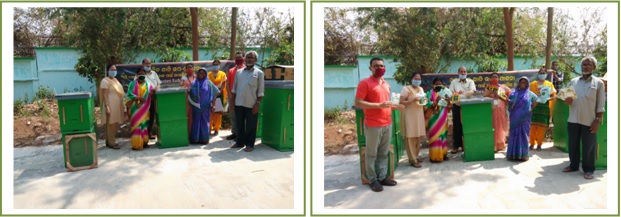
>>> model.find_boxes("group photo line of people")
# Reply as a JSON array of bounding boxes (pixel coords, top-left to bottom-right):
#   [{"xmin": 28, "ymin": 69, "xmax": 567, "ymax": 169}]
[
  {"xmin": 355, "ymin": 56, "xmax": 606, "ymax": 192},
  {"xmin": 100, "ymin": 51, "xmax": 264, "ymax": 152}
]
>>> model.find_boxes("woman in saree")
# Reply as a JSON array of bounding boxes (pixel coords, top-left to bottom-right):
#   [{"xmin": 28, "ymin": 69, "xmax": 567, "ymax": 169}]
[
  {"xmin": 126, "ymin": 68, "xmax": 154, "ymax": 150},
  {"xmin": 207, "ymin": 60, "xmax": 227, "ymax": 136},
  {"xmin": 100, "ymin": 64, "xmax": 126, "ymax": 150},
  {"xmin": 188, "ymin": 68, "xmax": 219, "ymax": 144},
  {"xmin": 484, "ymin": 72, "xmax": 512, "ymax": 152},
  {"xmin": 424, "ymin": 78, "xmax": 451, "ymax": 162},
  {"xmin": 529, "ymin": 68, "xmax": 557, "ymax": 151},
  {"xmin": 507, "ymin": 77, "xmax": 538, "ymax": 161}
]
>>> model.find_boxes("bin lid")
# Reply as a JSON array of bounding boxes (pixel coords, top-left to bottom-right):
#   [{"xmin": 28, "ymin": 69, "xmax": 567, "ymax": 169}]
[
  {"xmin": 156, "ymin": 87, "xmax": 187, "ymax": 94},
  {"xmin": 459, "ymin": 96, "xmax": 494, "ymax": 105},
  {"xmin": 55, "ymin": 92, "xmax": 92, "ymax": 100},
  {"xmin": 265, "ymin": 80, "xmax": 294, "ymax": 89}
]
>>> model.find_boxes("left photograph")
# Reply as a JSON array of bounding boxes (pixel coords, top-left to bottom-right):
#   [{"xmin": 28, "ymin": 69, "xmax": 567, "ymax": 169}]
[{"xmin": 9, "ymin": 5, "xmax": 299, "ymax": 210}]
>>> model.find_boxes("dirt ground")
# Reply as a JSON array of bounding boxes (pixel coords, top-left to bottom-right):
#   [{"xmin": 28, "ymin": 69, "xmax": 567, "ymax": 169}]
[{"xmin": 13, "ymin": 99, "xmax": 233, "ymax": 148}]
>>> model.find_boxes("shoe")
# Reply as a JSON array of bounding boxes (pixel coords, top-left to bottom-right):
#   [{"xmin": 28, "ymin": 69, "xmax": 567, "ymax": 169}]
[
  {"xmin": 562, "ymin": 166, "xmax": 578, "ymax": 173},
  {"xmin": 536, "ymin": 146, "xmax": 542, "ymax": 151},
  {"xmin": 380, "ymin": 178, "xmax": 397, "ymax": 186},
  {"xmin": 584, "ymin": 172, "xmax": 594, "ymax": 180},
  {"xmin": 230, "ymin": 143, "xmax": 244, "ymax": 148},
  {"xmin": 370, "ymin": 180, "xmax": 383, "ymax": 192},
  {"xmin": 225, "ymin": 134, "xmax": 237, "ymax": 140},
  {"xmin": 243, "ymin": 147, "xmax": 254, "ymax": 152},
  {"xmin": 450, "ymin": 149, "xmax": 458, "ymax": 154},
  {"xmin": 529, "ymin": 146, "xmax": 534, "ymax": 150},
  {"xmin": 106, "ymin": 143, "xmax": 121, "ymax": 150},
  {"xmin": 410, "ymin": 162, "xmax": 422, "ymax": 168}
]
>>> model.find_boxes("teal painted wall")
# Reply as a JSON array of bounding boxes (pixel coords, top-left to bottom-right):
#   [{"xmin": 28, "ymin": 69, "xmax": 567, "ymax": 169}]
[
  {"xmin": 13, "ymin": 47, "xmax": 273, "ymax": 101},
  {"xmin": 324, "ymin": 56, "xmax": 585, "ymax": 109}
]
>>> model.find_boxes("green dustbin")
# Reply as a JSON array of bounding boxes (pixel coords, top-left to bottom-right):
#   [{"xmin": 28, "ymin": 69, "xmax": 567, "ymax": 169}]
[
  {"xmin": 261, "ymin": 81, "xmax": 294, "ymax": 151},
  {"xmin": 256, "ymin": 101, "xmax": 263, "ymax": 139},
  {"xmin": 155, "ymin": 88, "xmax": 189, "ymax": 148},
  {"xmin": 553, "ymin": 99, "xmax": 606, "ymax": 170},
  {"xmin": 459, "ymin": 97, "xmax": 495, "ymax": 162},
  {"xmin": 353, "ymin": 107, "xmax": 403, "ymax": 167},
  {"xmin": 62, "ymin": 132, "xmax": 97, "ymax": 171},
  {"xmin": 55, "ymin": 92, "xmax": 96, "ymax": 134}
]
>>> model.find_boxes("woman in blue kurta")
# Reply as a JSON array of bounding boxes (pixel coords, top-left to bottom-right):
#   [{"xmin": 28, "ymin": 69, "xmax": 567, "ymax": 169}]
[
  {"xmin": 188, "ymin": 68, "xmax": 219, "ymax": 144},
  {"xmin": 507, "ymin": 76, "xmax": 538, "ymax": 161}
]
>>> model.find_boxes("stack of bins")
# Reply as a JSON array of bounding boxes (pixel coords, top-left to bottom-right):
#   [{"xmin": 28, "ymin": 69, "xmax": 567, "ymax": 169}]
[
  {"xmin": 459, "ymin": 97, "xmax": 495, "ymax": 162},
  {"xmin": 553, "ymin": 99, "xmax": 607, "ymax": 170},
  {"xmin": 56, "ymin": 92, "xmax": 97, "ymax": 172},
  {"xmin": 261, "ymin": 81, "xmax": 294, "ymax": 151},
  {"xmin": 353, "ymin": 106, "xmax": 403, "ymax": 185},
  {"xmin": 155, "ymin": 87, "xmax": 189, "ymax": 148}
]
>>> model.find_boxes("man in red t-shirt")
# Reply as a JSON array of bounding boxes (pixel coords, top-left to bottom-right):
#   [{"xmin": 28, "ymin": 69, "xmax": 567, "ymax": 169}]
[
  {"xmin": 355, "ymin": 57, "xmax": 404, "ymax": 192},
  {"xmin": 225, "ymin": 51, "xmax": 246, "ymax": 141}
]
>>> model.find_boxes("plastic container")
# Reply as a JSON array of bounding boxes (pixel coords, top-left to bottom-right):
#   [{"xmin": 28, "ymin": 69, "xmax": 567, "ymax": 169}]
[
  {"xmin": 261, "ymin": 81, "xmax": 294, "ymax": 151},
  {"xmin": 62, "ymin": 133, "xmax": 98, "ymax": 172},
  {"xmin": 56, "ymin": 92, "xmax": 95, "ymax": 134},
  {"xmin": 460, "ymin": 97, "xmax": 495, "ymax": 162},
  {"xmin": 156, "ymin": 88, "xmax": 189, "ymax": 148}
]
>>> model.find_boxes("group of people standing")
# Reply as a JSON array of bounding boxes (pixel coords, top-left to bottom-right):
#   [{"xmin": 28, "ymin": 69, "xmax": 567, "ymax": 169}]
[
  {"xmin": 99, "ymin": 51, "xmax": 265, "ymax": 152},
  {"xmin": 356, "ymin": 57, "xmax": 605, "ymax": 192}
]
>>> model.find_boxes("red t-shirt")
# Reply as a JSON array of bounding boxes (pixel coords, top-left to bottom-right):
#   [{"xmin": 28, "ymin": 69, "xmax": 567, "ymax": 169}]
[
  {"xmin": 227, "ymin": 64, "xmax": 245, "ymax": 93},
  {"xmin": 355, "ymin": 76, "xmax": 392, "ymax": 127}
]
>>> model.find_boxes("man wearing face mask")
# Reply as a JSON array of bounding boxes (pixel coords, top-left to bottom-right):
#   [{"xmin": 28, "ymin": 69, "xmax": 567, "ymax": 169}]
[
  {"xmin": 448, "ymin": 66, "xmax": 476, "ymax": 154},
  {"xmin": 136, "ymin": 58, "xmax": 162, "ymax": 140},
  {"xmin": 230, "ymin": 51, "xmax": 264, "ymax": 152},
  {"xmin": 226, "ymin": 51, "xmax": 246, "ymax": 141},
  {"xmin": 355, "ymin": 57, "xmax": 405, "ymax": 192},
  {"xmin": 562, "ymin": 56, "xmax": 605, "ymax": 180},
  {"xmin": 529, "ymin": 68, "xmax": 556, "ymax": 151}
]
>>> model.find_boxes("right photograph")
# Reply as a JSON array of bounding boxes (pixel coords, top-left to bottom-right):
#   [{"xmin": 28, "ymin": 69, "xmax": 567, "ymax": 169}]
[{"xmin": 320, "ymin": 4, "xmax": 616, "ymax": 211}]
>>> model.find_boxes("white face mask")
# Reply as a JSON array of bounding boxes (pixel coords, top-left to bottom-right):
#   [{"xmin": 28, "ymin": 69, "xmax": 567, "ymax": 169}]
[
  {"xmin": 412, "ymin": 80, "xmax": 421, "ymax": 86},
  {"xmin": 459, "ymin": 74, "xmax": 467, "ymax": 80}
]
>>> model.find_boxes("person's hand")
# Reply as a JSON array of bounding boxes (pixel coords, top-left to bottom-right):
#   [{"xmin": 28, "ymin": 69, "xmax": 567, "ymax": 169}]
[
  {"xmin": 379, "ymin": 101, "xmax": 392, "ymax": 108},
  {"xmin": 231, "ymin": 104, "xmax": 235, "ymax": 112},
  {"xmin": 105, "ymin": 105, "xmax": 111, "ymax": 117},
  {"xmin": 252, "ymin": 103, "xmax": 259, "ymax": 114},
  {"xmin": 413, "ymin": 96, "xmax": 421, "ymax": 101},
  {"xmin": 590, "ymin": 120, "xmax": 600, "ymax": 134},
  {"xmin": 393, "ymin": 104, "xmax": 405, "ymax": 110},
  {"xmin": 459, "ymin": 90, "xmax": 464, "ymax": 94},
  {"xmin": 565, "ymin": 97, "xmax": 573, "ymax": 105},
  {"xmin": 211, "ymin": 104, "xmax": 216, "ymax": 112},
  {"xmin": 435, "ymin": 96, "xmax": 441, "ymax": 103}
]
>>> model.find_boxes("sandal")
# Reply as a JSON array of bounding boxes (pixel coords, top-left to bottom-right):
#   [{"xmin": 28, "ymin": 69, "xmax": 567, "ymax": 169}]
[
  {"xmin": 411, "ymin": 162, "xmax": 422, "ymax": 168},
  {"xmin": 584, "ymin": 172, "xmax": 594, "ymax": 180},
  {"xmin": 562, "ymin": 166, "xmax": 578, "ymax": 173},
  {"xmin": 380, "ymin": 178, "xmax": 397, "ymax": 186},
  {"xmin": 106, "ymin": 143, "xmax": 121, "ymax": 150},
  {"xmin": 370, "ymin": 180, "xmax": 383, "ymax": 192}
]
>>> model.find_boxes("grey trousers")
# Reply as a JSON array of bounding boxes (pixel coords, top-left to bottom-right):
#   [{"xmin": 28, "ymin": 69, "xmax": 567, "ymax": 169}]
[
  {"xmin": 567, "ymin": 122, "xmax": 597, "ymax": 173},
  {"xmin": 364, "ymin": 125, "xmax": 392, "ymax": 182}
]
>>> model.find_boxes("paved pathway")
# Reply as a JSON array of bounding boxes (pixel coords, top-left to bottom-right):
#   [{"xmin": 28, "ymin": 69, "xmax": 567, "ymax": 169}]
[
  {"xmin": 13, "ymin": 130, "xmax": 294, "ymax": 209},
  {"xmin": 324, "ymin": 142, "xmax": 608, "ymax": 209}
]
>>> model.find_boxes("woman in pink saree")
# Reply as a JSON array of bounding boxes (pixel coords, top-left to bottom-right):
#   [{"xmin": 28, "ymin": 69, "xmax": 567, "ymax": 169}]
[
  {"xmin": 126, "ymin": 68, "xmax": 154, "ymax": 150},
  {"xmin": 484, "ymin": 72, "xmax": 512, "ymax": 152}
]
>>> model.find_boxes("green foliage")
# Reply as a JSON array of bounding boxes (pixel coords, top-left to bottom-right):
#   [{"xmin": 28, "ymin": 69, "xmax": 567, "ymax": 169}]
[
  {"xmin": 14, "ymin": 99, "xmax": 25, "ymax": 115},
  {"xmin": 324, "ymin": 106, "xmax": 346, "ymax": 123},
  {"xmin": 474, "ymin": 56, "xmax": 507, "ymax": 72},
  {"xmin": 265, "ymin": 43, "xmax": 294, "ymax": 66},
  {"xmin": 157, "ymin": 47, "xmax": 191, "ymax": 63},
  {"xmin": 36, "ymin": 99, "xmax": 52, "ymax": 117},
  {"xmin": 324, "ymin": 8, "xmax": 360, "ymax": 65},
  {"xmin": 34, "ymin": 86, "xmax": 55, "ymax": 100}
]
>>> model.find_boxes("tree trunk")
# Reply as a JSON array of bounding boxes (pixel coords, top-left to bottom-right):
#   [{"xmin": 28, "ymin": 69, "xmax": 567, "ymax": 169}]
[
  {"xmin": 229, "ymin": 7, "xmax": 238, "ymax": 60},
  {"xmin": 503, "ymin": 8, "xmax": 515, "ymax": 71},
  {"xmin": 190, "ymin": 8, "xmax": 199, "ymax": 61},
  {"xmin": 545, "ymin": 7, "xmax": 554, "ymax": 69}
]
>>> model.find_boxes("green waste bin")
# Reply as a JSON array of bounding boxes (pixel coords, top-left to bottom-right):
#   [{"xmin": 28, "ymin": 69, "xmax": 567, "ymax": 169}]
[
  {"xmin": 353, "ymin": 106, "xmax": 402, "ymax": 184},
  {"xmin": 155, "ymin": 88, "xmax": 189, "ymax": 148},
  {"xmin": 62, "ymin": 132, "xmax": 97, "ymax": 172},
  {"xmin": 55, "ymin": 92, "xmax": 96, "ymax": 134},
  {"xmin": 553, "ymin": 99, "xmax": 607, "ymax": 170},
  {"xmin": 459, "ymin": 97, "xmax": 495, "ymax": 162},
  {"xmin": 261, "ymin": 81, "xmax": 294, "ymax": 151},
  {"xmin": 256, "ymin": 101, "xmax": 263, "ymax": 139}
]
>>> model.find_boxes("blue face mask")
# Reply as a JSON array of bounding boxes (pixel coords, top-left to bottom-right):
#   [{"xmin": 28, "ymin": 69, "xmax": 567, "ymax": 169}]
[
  {"xmin": 412, "ymin": 80, "xmax": 421, "ymax": 86},
  {"xmin": 108, "ymin": 70, "xmax": 117, "ymax": 77},
  {"xmin": 538, "ymin": 74, "xmax": 546, "ymax": 80},
  {"xmin": 143, "ymin": 66, "xmax": 151, "ymax": 72},
  {"xmin": 213, "ymin": 65, "xmax": 220, "ymax": 71}
]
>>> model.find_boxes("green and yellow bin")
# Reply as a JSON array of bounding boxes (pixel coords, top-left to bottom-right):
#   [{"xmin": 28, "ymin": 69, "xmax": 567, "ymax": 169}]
[
  {"xmin": 353, "ymin": 106, "xmax": 403, "ymax": 184},
  {"xmin": 459, "ymin": 97, "xmax": 495, "ymax": 162},
  {"xmin": 155, "ymin": 87, "xmax": 189, "ymax": 148},
  {"xmin": 553, "ymin": 99, "xmax": 607, "ymax": 170},
  {"xmin": 55, "ymin": 92, "xmax": 97, "ymax": 172},
  {"xmin": 261, "ymin": 81, "xmax": 294, "ymax": 151}
]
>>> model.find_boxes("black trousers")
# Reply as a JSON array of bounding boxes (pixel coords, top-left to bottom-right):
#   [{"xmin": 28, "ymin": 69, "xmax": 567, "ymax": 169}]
[
  {"xmin": 148, "ymin": 94, "xmax": 156, "ymax": 136},
  {"xmin": 235, "ymin": 106, "xmax": 258, "ymax": 148},
  {"xmin": 452, "ymin": 105, "xmax": 463, "ymax": 149},
  {"xmin": 567, "ymin": 122, "xmax": 597, "ymax": 173}
]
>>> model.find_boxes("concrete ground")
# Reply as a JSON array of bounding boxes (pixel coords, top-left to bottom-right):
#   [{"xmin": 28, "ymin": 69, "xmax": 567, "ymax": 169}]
[
  {"xmin": 324, "ymin": 142, "xmax": 608, "ymax": 209},
  {"xmin": 13, "ymin": 130, "xmax": 294, "ymax": 209}
]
